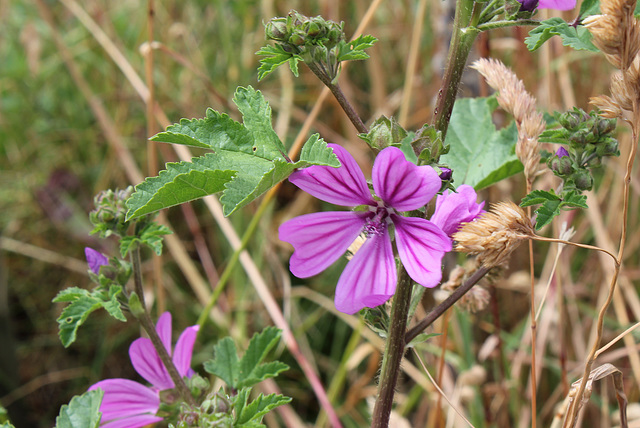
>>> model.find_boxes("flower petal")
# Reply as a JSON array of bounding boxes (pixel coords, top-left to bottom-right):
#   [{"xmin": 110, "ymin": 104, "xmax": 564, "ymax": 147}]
[
  {"xmin": 334, "ymin": 229, "xmax": 397, "ymax": 314},
  {"xmin": 430, "ymin": 185, "xmax": 485, "ymax": 237},
  {"xmin": 85, "ymin": 247, "xmax": 108, "ymax": 274},
  {"xmin": 89, "ymin": 378, "xmax": 160, "ymax": 424},
  {"xmin": 279, "ymin": 211, "xmax": 369, "ymax": 278},
  {"xmin": 372, "ymin": 147, "xmax": 440, "ymax": 211},
  {"xmin": 101, "ymin": 414, "xmax": 164, "ymax": 428},
  {"xmin": 289, "ymin": 144, "xmax": 374, "ymax": 207},
  {"xmin": 173, "ymin": 325, "xmax": 199, "ymax": 378},
  {"xmin": 538, "ymin": 0, "xmax": 575, "ymax": 10},
  {"xmin": 155, "ymin": 312, "xmax": 172, "ymax": 355},
  {"xmin": 129, "ymin": 337, "xmax": 174, "ymax": 390},
  {"xmin": 393, "ymin": 215, "xmax": 452, "ymax": 288}
]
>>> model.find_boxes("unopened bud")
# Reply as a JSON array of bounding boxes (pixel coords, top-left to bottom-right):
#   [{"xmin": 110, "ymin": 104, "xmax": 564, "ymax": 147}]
[
  {"xmin": 265, "ymin": 19, "xmax": 288, "ymax": 41},
  {"xmin": 573, "ymin": 169, "xmax": 593, "ymax": 190}
]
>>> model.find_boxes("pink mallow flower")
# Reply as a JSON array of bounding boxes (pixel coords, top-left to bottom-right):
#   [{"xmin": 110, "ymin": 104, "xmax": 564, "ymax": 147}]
[
  {"xmin": 85, "ymin": 247, "xmax": 109, "ymax": 274},
  {"xmin": 279, "ymin": 144, "xmax": 453, "ymax": 314},
  {"xmin": 89, "ymin": 312, "xmax": 199, "ymax": 428},
  {"xmin": 430, "ymin": 185, "xmax": 485, "ymax": 237},
  {"xmin": 518, "ymin": 0, "xmax": 576, "ymax": 11}
]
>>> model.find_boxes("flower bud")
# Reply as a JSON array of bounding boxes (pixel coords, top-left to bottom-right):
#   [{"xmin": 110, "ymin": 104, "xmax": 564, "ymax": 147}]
[
  {"xmin": 596, "ymin": 138, "xmax": 619, "ymax": 156},
  {"xmin": 265, "ymin": 18, "xmax": 288, "ymax": 41},
  {"xmin": 559, "ymin": 111, "xmax": 581, "ymax": 130},
  {"xmin": 596, "ymin": 118, "xmax": 616, "ymax": 135},
  {"xmin": 573, "ymin": 169, "xmax": 593, "ymax": 190},
  {"xmin": 439, "ymin": 167, "xmax": 453, "ymax": 181},
  {"xmin": 289, "ymin": 30, "xmax": 306, "ymax": 46},
  {"xmin": 359, "ymin": 116, "xmax": 408, "ymax": 151}
]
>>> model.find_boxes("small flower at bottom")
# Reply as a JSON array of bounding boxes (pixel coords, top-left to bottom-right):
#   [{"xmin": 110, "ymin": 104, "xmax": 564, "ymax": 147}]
[
  {"xmin": 89, "ymin": 312, "xmax": 199, "ymax": 428},
  {"xmin": 279, "ymin": 144, "xmax": 452, "ymax": 314}
]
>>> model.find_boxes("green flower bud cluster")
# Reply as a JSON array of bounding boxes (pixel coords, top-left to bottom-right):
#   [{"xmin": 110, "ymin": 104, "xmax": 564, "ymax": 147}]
[
  {"xmin": 89, "ymin": 187, "xmax": 133, "ymax": 238},
  {"xmin": 547, "ymin": 108, "xmax": 619, "ymax": 192},
  {"xmin": 265, "ymin": 10, "xmax": 346, "ymax": 80}
]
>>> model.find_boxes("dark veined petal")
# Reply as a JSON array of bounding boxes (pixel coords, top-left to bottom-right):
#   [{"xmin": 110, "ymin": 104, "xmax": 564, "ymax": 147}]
[
  {"xmin": 279, "ymin": 211, "xmax": 369, "ymax": 278},
  {"xmin": 173, "ymin": 325, "xmax": 199, "ymax": 378},
  {"xmin": 89, "ymin": 378, "xmax": 161, "ymax": 426},
  {"xmin": 372, "ymin": 147, "xmax": 440, "ymax": 212},
  {"xmin": 392, "ymin": 215, "xmax": 452, "ymax": 288},
  {"xmin": 289, "ymin": 144, "xmax": 375, "ymax": 207},
  {"xmin": 334, "ymin": 229, "xmax": 397, "ymax": 314},
  {"xmin": 129, "ymin": 337, "xmax": 174, "ymax": 390},
  {"xmin": 101, "ymin": 414, "xmax": 165, "ymax": 428},
  {"xmin": 538, "ymin": 0, "xmax": 575, "ymax": 10},
  {"xmin": 155, "ymin": 312, "xmax": 173, "ymax": 355},
  {"xmin": 430, "ymin": 185, "xmax": 485, "ymax": 237}
]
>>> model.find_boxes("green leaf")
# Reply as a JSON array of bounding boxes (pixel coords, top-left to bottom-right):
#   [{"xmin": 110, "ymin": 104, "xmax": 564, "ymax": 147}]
[
  {"xmin": 138, "ymin": 223, "xmax": 172, "ymax": 255},
  {"xmin": 204, "ymin": 337, "xmax": 240, "ymax": 388},
  {"xmin": 53, "ymin": 287, "xmax": 125, "ymax": 347},
  {"xmin": 256, "ymin": 45, "xmax": 298, "ymax": 80},
  {"xmin": 521, "ymin": 189, "xmax": 588, "ymax": 229},
  {"xmin": 525, "ymin": 18, "xmax": 598, "ymax": 52},
  {"xmin": 520, "ymin": 189, "xmax": 561, "ymax": 207},
  {"xmin": 237, "ymin": 362, "xmax": 290, "ymax": 389},
  {"xmin": 579, "ymin": 0, "xmax": 600, "ymax": 17},
  {"xmin": 203, "ymin": 327, "xmax": 289, "ymax": 390},
  {"xmin": 336, "ymin": 35, "xmax": 378, "ymax": 62},
  {"xmin": 127, "ymin": 88, "xmax": 339, "ymax": 220},
  {"xmin": 55, "ymin": 389, "xmax": 103, "ymax": 428},
  {"xmin": 440, "ymin": 97, "xmax": 522, "ymax": 189},
  {"xmin": 235, "ymin": 391, "xmax": 292, "ymax": 427}
]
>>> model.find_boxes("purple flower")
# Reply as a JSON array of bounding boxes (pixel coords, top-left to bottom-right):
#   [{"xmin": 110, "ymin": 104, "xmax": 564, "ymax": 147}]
[
  {"xmin": 89, "ymin": 312, "xmax": 199, "ymax": 428},
  {"xmin": 279, "ymin": 144, "xmax": 452, "ymax": 314},
  {"xmin": 85, "ymin": 247, "xmax": 109, "ymax": 274},
  {"xmin": 519, "ymin": 0, "xmax": 576, "ymax": 11},
  {"xmin": 430, "ymin": 185, "xmax": 485, "ymax": 237},
  {"xmin": 556, "ymin": 146, "xmax": 570, "ymax": 158},
  {"xmin": 438, "ymin": 167, "xmax": 453, "ymax": 181}
]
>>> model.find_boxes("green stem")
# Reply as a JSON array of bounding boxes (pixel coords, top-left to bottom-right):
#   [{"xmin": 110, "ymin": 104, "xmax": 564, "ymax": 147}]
[
  {"xmin": 476, "ymin": 18, "xmax": 540, "ymax": 31},
  {"xmin": 130, "ymin": 246, "xmax": 196, "ymax": 406},
  {"xmin": 432, "ymin": 0, "xmax": 479, "ymax": 140},
  {"xmin": 371, "ymin": 267, "xmax": 413, "ymax": 428},
  {"xmin": 305, "ymin": 61, "xmax": 369, "ymax": 134},
  {"xmin": 196, "ymin": 192, "xmax": 274, "ymax": 330}
]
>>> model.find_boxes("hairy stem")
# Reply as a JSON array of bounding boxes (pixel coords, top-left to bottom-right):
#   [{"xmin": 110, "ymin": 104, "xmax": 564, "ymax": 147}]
[
  {"xmin": 405, "ymin": 266, "xmax": 490, "ymax": 345},
  {"xmin": 432, "ymin": 0, "xmax": 478, "ymax": 139},
  {"xmin": 305, "ymin": 61, "xmax": 368, "ymax": 134},
  {"xmin": 130, "ymin": 247, "xmax": 196, "ymax": 406},
  {"xmin": 371, "ymin": 267, "xmax": 413, "ymax": 428}
]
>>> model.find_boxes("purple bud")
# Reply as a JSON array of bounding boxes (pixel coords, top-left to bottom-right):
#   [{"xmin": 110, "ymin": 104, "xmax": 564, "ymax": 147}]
[
  {"xmin": 85, "ymin": 247, "xmax": 108, "ymax": 274},
  {"xmin": 439, "ymin": 167, "xmax": 452, "ymax": 181},
  {"xmin": 518, "ymin": 0, "xmax": 539, "ymax": 11},
  {"xmin": 556, "ymin": 147, "xmax": 570, "ymax": 158}
]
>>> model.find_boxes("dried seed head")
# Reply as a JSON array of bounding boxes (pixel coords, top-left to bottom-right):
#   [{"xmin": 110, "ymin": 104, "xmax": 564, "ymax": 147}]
[
  {"xmin": 453, "ymin": 201, "xmax": 534, "ymax": 268},
  {"xmin": 583, "ymin": 7, "xmax": 640, "ymax": 70},
  {"xmin": 472, "ymin": 59, "xmax": 544, "ymax": 182},
  {"xmin": 590, "ymin": 95, "xmax": 624, "ymax": 119}
]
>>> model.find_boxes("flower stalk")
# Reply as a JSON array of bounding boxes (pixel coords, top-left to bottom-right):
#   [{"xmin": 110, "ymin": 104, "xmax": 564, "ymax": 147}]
[
  {"xmin": 371, "ymin": 267, "xmax": 413, "ymax": 428},
  {"xmin": 130, "ymin": 246, "xmax": 197, "ymax": 407}
]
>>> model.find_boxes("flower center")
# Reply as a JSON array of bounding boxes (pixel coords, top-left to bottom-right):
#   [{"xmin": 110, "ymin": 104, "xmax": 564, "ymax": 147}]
[{"xmin": 363, "ymin": 201, "xmax": 394, "ymax": 237}]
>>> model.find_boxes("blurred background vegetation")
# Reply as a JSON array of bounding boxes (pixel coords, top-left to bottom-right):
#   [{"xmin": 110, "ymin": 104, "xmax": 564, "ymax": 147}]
[{"xmin": 2, "ymin": 0, "xmax": 639, "ymax": 426}]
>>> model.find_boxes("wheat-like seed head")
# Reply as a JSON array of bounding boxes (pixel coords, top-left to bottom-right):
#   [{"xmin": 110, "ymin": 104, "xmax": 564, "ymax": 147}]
[
  {"xmin": 472, "ymin": 58, "xmax": 544, "ymax": 183},
  {"xmin": 453, "ymin": 201, "xmax": 534, "ymax": 268}
]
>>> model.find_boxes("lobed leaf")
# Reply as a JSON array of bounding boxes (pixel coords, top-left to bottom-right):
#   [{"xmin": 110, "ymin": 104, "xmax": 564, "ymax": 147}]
[
  {"xmin": 337, "ymin": 35, "xmax": 378, "ymax": 62},
  {"xmin": 235, "ymin": 391, "xmax": 292, "ymax": 427},
  {"xmin": 525, "ymin": 18, "xmax": 598, "ymax": 52},
  {"xmin": 127, "ymin": 88, "xmax": 339, "ymax": 220},
  {"xmin": 204, "ymin": 337, "xmax": 240, "ymax": 388},
  {"xmin": 440, "ymin": 97, "xmax": 522, "ymax": 189},
  {"xmin": 256, "ymin": 45, "xmax": 298, "ymax": 80},
  {"xmin": 55, "ymin": 389, "xmax": 103, "ymax": 428},
  {"xmin": 53, "ymin": 287, "xmax": 125, "ymax": 347}
]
